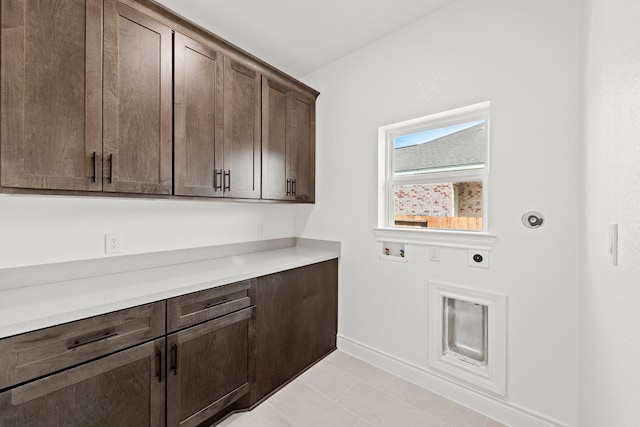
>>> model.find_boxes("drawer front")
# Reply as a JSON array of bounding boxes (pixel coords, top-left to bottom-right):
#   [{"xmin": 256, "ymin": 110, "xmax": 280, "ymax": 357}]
[
  {"xmin": 0, "ymin": 301, "xmax": 165, "ymax": 390},
  {"xmin": 167, "ymin": 279, "xmax": 254, "ymax": 333}
]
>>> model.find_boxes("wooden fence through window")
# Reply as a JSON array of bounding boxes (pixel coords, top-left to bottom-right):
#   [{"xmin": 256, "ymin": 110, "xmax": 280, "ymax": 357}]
[{"xmin": 394, "ymin": 215, "xmax": 482, "ymax": 231}]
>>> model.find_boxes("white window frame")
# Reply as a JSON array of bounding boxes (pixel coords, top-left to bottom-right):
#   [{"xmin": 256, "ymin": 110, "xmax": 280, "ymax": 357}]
[{"xmin": 374, "ymin": 102, "xmax": 497, "ymax": 250}]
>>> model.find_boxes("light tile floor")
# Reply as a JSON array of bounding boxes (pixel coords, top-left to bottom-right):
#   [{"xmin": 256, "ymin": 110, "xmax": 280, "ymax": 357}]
[{"xmin": 218, "ymin": 351, "xmax": 508, "ymax": 427}]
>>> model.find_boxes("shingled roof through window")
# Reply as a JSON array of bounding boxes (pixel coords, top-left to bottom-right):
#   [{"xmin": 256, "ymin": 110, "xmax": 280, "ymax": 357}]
[{"xmin": 394, "ymin": 122, "xmax": 486, "ymax": 173}]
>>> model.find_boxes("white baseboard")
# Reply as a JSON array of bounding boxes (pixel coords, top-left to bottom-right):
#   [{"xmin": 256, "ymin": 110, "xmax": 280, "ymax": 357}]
[{"xmin": 337, "ymin": 334, "xmax": 573, "ymax": 427}]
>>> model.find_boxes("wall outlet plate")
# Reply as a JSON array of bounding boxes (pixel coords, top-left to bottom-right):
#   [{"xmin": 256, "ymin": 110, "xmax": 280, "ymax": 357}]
[
  {"xmin": 429, "ymin": 246, "xmax": 440, "ymax": 262},
  {"xmin": 468, "ymin": 249, "xmax": 489, "ymax": 268},
  {"xmin": 105, "ymin": 233, "xmax": 123, "ymax": 254}
]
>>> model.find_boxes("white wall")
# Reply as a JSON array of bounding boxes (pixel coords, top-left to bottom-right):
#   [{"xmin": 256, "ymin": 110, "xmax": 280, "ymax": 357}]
[
  {"xmin": 582, "ymin": 0, "xmax": 640, "ymax": 425},
  {"xmin": 299, "ymin": 0, "xmax": 582, "ymax": 425},
  {"xmin": 0, "ymin": 194, "xmax": 296, "ymax": 268},
  {"xmin": 0, "ymin": 0, "xmax": 594, "ymax": 424}
]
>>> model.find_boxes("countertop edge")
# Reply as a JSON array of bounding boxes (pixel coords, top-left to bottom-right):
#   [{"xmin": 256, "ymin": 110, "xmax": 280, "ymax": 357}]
[{"xmin": 0, "ymin": 240, "xmax": 340, "ymax": 339}]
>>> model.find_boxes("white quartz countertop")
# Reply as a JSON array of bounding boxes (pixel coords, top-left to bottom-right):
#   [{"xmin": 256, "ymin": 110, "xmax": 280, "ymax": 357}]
[{"xmin": 0, "ymin": 244, "xmax": 339, "ymax": 339}]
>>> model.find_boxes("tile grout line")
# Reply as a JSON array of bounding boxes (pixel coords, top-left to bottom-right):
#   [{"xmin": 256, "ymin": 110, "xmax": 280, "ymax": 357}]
[
  {"xmin": 325, "ymin": 354, "xmax": 446, "ymax": 425},
  {"xmin": 352, "ymin": 374, "xmax": 456, "ymax": 426},
  {"xmin": 332, "ymin": 374, "xmax": 442, "ymax": 426},
  {"xmin": 328, "ymin": 356, "xmax": 442, "ymax": 422},
  {"xmin": 324, "ymin": 354, "xmax": 395, "ymax": 394},
  {"xmin": 297, "ymin": 376, "xmax": 366, "ymax": 427},
  {"xmin": 257, "ymin": 351, "xmax": 493, "ymax": 427},
  {"xmin": 331, "ymin": 381, "xmax": 368, "ymax": 426},
  {"xmin": 263, "ymin": 401, "xmax": 301, "ymax": 427},
  {"xmin": 380, "ymin": 385, "xmax": 444, "ymax": 422},
  {"xmin": 334, "ymin": 383, "xmax": 357, "ymax": 404},
  {"xmin": 380, "ymin": 377, "xmax": 448, "ymax": 423},
  {"xmin": 381, "ymin": 368, "xmax": 491, "ymax": 427},
  {"xmin": 298, "ymin": 376, "xmax": 351, "ymax": 403}
]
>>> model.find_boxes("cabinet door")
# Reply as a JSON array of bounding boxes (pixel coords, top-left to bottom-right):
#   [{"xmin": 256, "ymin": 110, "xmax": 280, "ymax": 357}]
[
  {"xmin": 103, "ymin": 0, "xmax": 172, "ymax": 195},
  {"xmin": 0, "ymin": 0, "xmax": 102, "ymax": 191},
  {"xmin": 0, "ymin": 338, "xmax": 165, "ymax": 427},
  {"xmin": 174, "ymin": 33, "xmax": 224, "ymax": 198},
  {"xmin": 261, "ymin": 76, "xmax": 316, "ymax": 202},
  {"xmin": 167, "ymin": 307, "xmax": 254, "ymax": 427},
  {"xmin": 261, "ymin": 76, "xmax": 292, "ymax": 200},
  {"xmin": 290, "ymin": 91, "xmax": 316, "ymax": 202},
  {"xmin": 253, "ymin": 259, "xmax": 338, "ymax": 403},
  {"xmin": 222, "ymin": 58, "xmax": 261, "ymax": 199}
]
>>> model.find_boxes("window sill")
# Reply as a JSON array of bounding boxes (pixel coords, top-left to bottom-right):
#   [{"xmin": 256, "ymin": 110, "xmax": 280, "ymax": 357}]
[{"xmin": 373, "ymin": 227, "xmax": 498, "ymax": 250}]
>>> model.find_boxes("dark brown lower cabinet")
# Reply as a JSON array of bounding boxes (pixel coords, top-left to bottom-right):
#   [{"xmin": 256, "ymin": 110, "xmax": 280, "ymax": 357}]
[
  {"xmin": 0, "ymin": 338, "xmax": 165, "ymax": 427},
  {"xmin": 167, "ymin": 306, "xmax": 255, "ymax": 427},
  {"xmin": 0, "ymin": 260, "xmax": 337, "ymax": 426},
  {"xmin": 253, "ymin": 259, "xmax": 338, "ymax": 404}
]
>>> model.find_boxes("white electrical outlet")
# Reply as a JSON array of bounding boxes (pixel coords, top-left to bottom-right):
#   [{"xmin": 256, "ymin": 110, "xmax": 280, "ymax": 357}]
[
  {"xmin": 257, "ymin": 224, "xmax": 264, "ymax": 238},
  {"xmin": 468, "ymin": 249, "xmax": 489, "ymax": 268},
  {"xmin": 105, "ymin": 233, "xmax": 122, "ymax": 254},
  {"xmin": 429, "ymin": 246, "xmax": 440, "ymax": 262}
]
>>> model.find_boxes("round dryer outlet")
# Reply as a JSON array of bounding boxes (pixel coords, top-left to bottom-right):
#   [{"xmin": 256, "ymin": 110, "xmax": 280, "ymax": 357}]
[{"xmin": 522, "ymin": 211, "xmax": 544, "ymax": 229}]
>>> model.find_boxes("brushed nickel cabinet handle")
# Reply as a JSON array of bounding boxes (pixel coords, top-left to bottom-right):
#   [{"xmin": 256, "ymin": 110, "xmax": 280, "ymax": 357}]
[
  {"xmin": 205, "ymin": 298, "xmax": 230, "ymax": 309},
  {"xmin": 224, "ymin": 170, "xmax": 231, "ymax": 192},
  {"xmin": 108, "ymin": 154, "xmax": 114, "ymax": 184},
  {"xmin": 67, "ymin": 331, "xmax": 118, "ymax": 350},
  {"xmin": 92, "ymin": 152, "xmax": 98, "ymax": 183},
  {"xmin": 292, "ymin": 179, "xmax": 297, "ymax": 196},
  {"xmin": 214, "ymin": 169, "xmax": 223, "ymax": 191},
  {"xmin": 286, "ymin": 179, "xmax": 291, "ymax": 195},
  {"xmin": 170, "ymin": 344, "xmax": 178, "ymax": 375},
  {"xmin": 155, "ymin": 350, "xmax": 162, "ymax": 383}
]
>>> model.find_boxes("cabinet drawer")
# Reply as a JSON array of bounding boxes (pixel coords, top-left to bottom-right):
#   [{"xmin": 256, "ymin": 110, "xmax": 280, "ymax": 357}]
[
  {"xmin": 0, "ymin": 338, "xmax": 165, "ymax": 427},
  {"xmin": 167, "ymin": 279, "xmax": 254, "ymax": 333},
  {"xmin": 0, "ymin": 301, "xmax": 165, "ymax": 391}
]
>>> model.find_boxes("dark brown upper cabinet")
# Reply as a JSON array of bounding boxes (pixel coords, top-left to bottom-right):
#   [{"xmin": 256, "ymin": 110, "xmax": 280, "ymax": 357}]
[
  {"xmin": 0, "ymin": 0, "xmax": 103, "ymax": 191},
  {"xmin": 173, "ymin": 33, "xmax": 224, "ymax": 198},
  {"xmin": 0, "ymin": 0, "xmax": 173, "ymax": 196},
  {"xmin": 174, "ymin": 35, "xmax": 261, "ymax": 200},
  {"xmin": 261, "ymin": 77, "xmax": 291, "ymax": 200},
  {"xmin": 1, "ymin": 0, "xmax": 317, "ymax": 201},
  {"xmin": 261, "ymin": 76, "xmax": 316, "ymax": 202},
  {"xmin": 221, "ymin": 58, "xmax": 262, "ymax": 199},
  {"xmin": 103, "ymin": 0, "xmax": 173, "ymax": 195},
  {"xmin": 290, "ymin": 91, "xmax": 316, "ymax": 202}
]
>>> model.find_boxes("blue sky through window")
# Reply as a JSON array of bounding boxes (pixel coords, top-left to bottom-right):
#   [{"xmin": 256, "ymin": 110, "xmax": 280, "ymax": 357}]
[{"xmin": 394, "ymin": 120, "xmax": 485, "ymax": 149}]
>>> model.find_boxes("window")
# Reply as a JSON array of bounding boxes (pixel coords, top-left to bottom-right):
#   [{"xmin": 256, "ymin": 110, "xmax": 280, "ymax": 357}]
[{"xmin": 376, "ymin": 102, "xmax": 495, "ymax": 248}]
